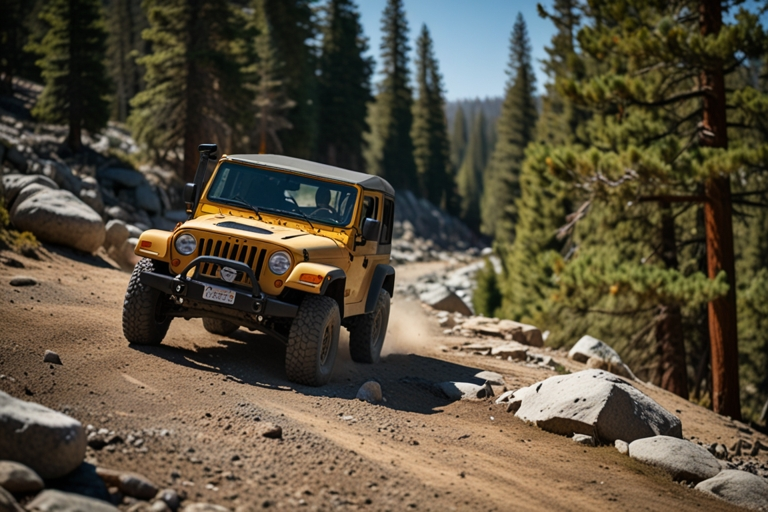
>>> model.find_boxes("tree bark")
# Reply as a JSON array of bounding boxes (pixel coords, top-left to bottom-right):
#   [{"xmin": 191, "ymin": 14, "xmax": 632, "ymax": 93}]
[{"xmin": 699, "ymin": 0, "xmax": 741, "ymax": 419}]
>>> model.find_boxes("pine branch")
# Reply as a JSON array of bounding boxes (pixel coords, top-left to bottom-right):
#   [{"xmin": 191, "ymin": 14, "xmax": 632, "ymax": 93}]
[
  {"xmin": 638, "ymin": 194, "xmax": 706, "ymax": 203},
  {"xmin": 629, "ymin": 89, "xmax": 705, "ymax": 108},
  {"xmin": 576, "ymin": 305, "xmax": 658, "ymax": 316}
]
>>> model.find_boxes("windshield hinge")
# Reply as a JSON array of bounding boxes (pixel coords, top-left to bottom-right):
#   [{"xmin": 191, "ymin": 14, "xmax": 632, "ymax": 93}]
[{"xmin": 303, "ymin": 249, "xmax": 310, "ymax": 262}]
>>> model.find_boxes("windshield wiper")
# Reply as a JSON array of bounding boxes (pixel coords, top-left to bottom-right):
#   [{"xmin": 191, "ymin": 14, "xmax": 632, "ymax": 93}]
[
  {"xmin": 230, "ymin": 195, "xmax": 262, "ymax": 221},
  {"xmin": 285, "ymin": 194, "xmax": 316, "ymax": 231}
]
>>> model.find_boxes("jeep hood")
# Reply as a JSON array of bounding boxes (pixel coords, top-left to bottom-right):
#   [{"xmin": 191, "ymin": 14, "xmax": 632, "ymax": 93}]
[{"xmin": 180, "ymin": 214, "xmax": 345, "ymax": 259}]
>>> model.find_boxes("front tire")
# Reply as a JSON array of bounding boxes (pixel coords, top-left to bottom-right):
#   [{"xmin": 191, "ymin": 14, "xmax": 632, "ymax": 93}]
[
  {"xmin": 202, "ymin": 317, "xmax": 239, "ymax": 336},
  {"xmin": 285, "ymin": 296, "xmax": 340, "ymax": 386},
  {"xmin": 123, "ymin": 258, "xmax": 172, "ymax": 345},
  {"xmin": 348, "ymin": 289, "xmax": 390, "ymax": 364}
]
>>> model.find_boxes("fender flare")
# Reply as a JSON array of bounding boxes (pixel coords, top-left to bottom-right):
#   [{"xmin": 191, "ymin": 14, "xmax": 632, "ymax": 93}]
[{"xmin": 365, "ymin": 264, "xmax": 395, "ymax": 314}]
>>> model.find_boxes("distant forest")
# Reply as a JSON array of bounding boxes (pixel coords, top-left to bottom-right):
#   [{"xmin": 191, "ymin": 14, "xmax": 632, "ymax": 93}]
[{"xmin": 1, "ymin": 0, "xmax": 767, "ymax": 424}]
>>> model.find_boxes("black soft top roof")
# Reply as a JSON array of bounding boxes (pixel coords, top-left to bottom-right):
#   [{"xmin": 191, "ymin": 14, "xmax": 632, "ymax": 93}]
[{"xmin": 224, "ymin": 154, "xmax": 395, "ymax": 196}]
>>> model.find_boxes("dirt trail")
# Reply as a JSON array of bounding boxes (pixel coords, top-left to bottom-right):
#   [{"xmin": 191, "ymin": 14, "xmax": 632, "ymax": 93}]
[{"xmin": 0, "ymin": 247, "xmax": 760, "ymax": 511}]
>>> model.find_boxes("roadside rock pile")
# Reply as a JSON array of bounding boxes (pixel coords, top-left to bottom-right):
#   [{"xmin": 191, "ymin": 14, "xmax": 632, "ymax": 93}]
[{"xmin": 0, "ymin": 391, "xmax": 207, "ymax": 512}]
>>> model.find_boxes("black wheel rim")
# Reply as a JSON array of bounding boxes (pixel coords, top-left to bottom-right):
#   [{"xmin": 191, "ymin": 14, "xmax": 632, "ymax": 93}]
[{"xmin": 319, "ymin": 321, "xmax": 333, "ymax": 365}]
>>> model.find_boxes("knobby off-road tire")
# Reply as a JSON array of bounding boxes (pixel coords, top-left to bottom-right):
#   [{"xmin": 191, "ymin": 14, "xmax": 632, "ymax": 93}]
[
  {"xmin": 202, "ymin": 317, "xmax": 239, "ymax": 336},
  {"xmin": 123, "ymin": 258, "xmax": 172, "ymax": 345},
  {"xmin": 348, "ymin": 289, "xmax": 390, "ymax": 364},
  {"xmin": 285, "ymin": 296, "xmax": 340, "ymax": 386}
]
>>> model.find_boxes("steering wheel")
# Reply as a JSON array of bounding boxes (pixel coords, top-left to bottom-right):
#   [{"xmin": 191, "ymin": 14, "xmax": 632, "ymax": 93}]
[{"xmin": 310, "ymin": 207, "xmax": 336, "ymax": 220}]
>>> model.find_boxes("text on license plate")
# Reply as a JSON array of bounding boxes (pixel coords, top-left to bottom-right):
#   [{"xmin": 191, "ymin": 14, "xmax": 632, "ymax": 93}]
[{"xmin": 203, "ymin": 285, "xmax": 236, "ymax": 305}]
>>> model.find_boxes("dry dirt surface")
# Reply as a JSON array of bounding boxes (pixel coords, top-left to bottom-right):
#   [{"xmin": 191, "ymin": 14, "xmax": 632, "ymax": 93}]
[{"xmin": 1, "ymin": 247, "xmax": 765, "ymax": 511}]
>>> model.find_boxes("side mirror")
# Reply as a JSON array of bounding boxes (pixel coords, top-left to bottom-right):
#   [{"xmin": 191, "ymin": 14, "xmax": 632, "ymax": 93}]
[
  {"xmin": 184, "ymin": 183, "xmax": 196, "ymax": 212},
  {"xmin": 362, "ymin": 218, "xmax": 381, "ymax": 242}
]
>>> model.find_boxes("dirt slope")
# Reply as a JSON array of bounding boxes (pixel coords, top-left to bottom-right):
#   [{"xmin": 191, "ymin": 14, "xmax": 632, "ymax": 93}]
[{"xmin": 0, "ymin": 247, "xmax": 762, "ymax": 511}]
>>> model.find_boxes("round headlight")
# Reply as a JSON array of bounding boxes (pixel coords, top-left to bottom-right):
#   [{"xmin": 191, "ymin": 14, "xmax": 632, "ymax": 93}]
[
  {"xmin": 175, "ymin": 233, "xmax": 197, "ymax": 255},
  {"xmin": 268, "ymin": 251, "xmax": 291, "ymax": 275}
]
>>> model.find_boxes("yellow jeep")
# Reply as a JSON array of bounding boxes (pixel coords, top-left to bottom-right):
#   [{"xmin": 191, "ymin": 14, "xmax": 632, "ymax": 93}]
[{"xmin": 122, "ymin": 144, "xmax": 395, "ymax": 386}]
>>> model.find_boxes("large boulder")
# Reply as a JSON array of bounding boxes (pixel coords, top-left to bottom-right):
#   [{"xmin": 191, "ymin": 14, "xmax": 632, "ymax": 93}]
[
  {"xmin": 419, "ymin": 284, "xmax": 472, "ymax": 316},
  {"xmin": 97, "ymin": 168, "xmax": 147, "ymax": 188},
  {"xmin": 629, "ymin": 436, "xmax": 721, "ymax": 483},
  {"xmin": 695, "ymin": 469, "xmax": 768, "ymax": 510},
  {"xmin": 10, "ymin": 188, "xmax": 106, "ymax": 253},
  {"xmin": 41, "ymin": 160, "xmax": 81, "ymax": 195},
  {"xmin": 26, "ymin": 489, "xmax": 118, "ymax": 512},
  {"xmin": 135, "ymin": 184, "xmax": 161, "ymax": 213},
  {"xmin": 568, "ymin": 335, "xmax": 622, "ymax": 365},
  {"xmin": 104, "ymin": 219, "xmax": 130, "ymax": 250},
  {"xmin": 508, "ymin": 370, "xmax": 681, "ymax": 444},
  {"xmin": 2, "ymin": 174, "xmax": 58, "ymax": 207},
  {"xmin": 0, "ymin": 392, "xmax": 86, "ymax": 479}
]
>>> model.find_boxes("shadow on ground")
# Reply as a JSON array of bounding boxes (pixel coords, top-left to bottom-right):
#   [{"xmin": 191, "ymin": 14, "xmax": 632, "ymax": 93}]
[{"xmin": 130, "ymin": 327, "xmax": 490, "ymax": 415}]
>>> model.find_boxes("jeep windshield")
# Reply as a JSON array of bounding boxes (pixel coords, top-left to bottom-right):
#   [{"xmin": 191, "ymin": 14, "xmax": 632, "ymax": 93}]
[{"xmin": 206, "ymin": 162, "xmax": 359, "ymax": 227}]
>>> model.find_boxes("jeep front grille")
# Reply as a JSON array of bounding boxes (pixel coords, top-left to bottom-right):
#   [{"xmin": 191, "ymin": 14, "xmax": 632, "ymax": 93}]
[{"xmin": 196, "ymin": 238, "xmax": 267, "ymax": 286}]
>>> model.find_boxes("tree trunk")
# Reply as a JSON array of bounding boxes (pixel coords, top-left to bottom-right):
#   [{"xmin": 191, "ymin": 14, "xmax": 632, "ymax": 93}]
[
  {"xmin": 655, "ymin": 202, "xmax": 688, "ymax": 398},
  {"xmin": 699, "ymin": 0, "xmax": 741, "ymax": 419}
]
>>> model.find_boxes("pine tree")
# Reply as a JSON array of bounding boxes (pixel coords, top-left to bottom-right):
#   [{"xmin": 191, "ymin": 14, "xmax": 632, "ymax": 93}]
[
  {"xmin": 26, "ymin": 0, "xmax": 110, "ymax": 152},
  {"xmin": 411, "ymin": 24, "xmax": 453, "ymax": 207},
  {"xmin": 244, "ymin": 0, "xmax": 294, "ymax": 154},
  {"xmin": 316, "ymin": 0, "xmax": 373, "ymax": 171},
  {"xmin": 473, "ymin": 258, "xmax": 502, "ymax": 317},
  {"xmin": 364, "ymin": 0, "xmax": 416, "ymax": 190},
  {"xmin": 456, "ymin": 110, "xmax": 487, "ymax": 231},
  {"xmin": 106, "ymin": 0, "xmax": 148, "ymax": 122},
  {"xmin": 0, "ymin": 0, "xmax": 39, "ymax": 94},
  {"xmin": 263, "ymin": 0, "xmax": 317, "ymax": 159},
  {"xmin": 481, "ymin": 13, "xmax": 538, "ymax": 242},
  {"xmin": 129, "ymin": 0, "xmax": 245, "ymax": 181},
  {"xmin": 450, "ymin": 105, "xmax": 467, "ymax": 173}
]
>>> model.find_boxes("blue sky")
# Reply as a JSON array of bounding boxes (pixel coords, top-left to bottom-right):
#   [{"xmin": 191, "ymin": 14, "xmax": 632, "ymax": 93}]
[{"xmin": 357, "ymin": 1, "xmax": 556, "ymax": 101}]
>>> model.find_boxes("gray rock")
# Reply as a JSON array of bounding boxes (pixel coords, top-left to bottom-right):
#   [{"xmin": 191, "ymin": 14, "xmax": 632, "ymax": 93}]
[
  {"xmin": 164, "ymin": 210, "xmax": 188, "ymax": 223},
  {"xmin": 695, "ymin": 469, "xmax": 768, "ymax": 510},
  {"xmin": 150, "ymin": 501, "xmax": 171, "ymax": 512},
  {"xmin": 150, "ymin": 215, "xmax": 176, "ymax": 231},
  {"xmin": 98, "ymin": 168, "xmax": 147, "ymax": 188},
  {"xmin": 490, "ymin": 342, "xmax": 528, "ymax": 361},
  {"xmin": 105, "ymin": 205, "xmax": 132, "ymax": 223},
  {"xmin": 182, "ymin": 503, "xmax": 230, "ymax": 512},
  {"xmin": 44, "ymin": 350, "xmax": 62, "ymax": 365},
  {"xmin": 568, "ymin": 335, "xmax": 623, "ymax": 365},
  {"xmin": 419, "ymin": 285, "xmax": 473, "ymax": 316},
  {"xmin": 615, "ymin": 439, "xmax": 629, "ymax": 455},
  {"xmin": 439, "ymin": 381, "xmax": 493, "ymax": 400},
  {"xmin": 494, "ymin": 390, "xmax": 516, "ymax": 404},
  {"xmin": 157, "ymin": 489, "xmax": 180, "ymax": 511},
  {"xmin": 26, "ymin": 489, "xmax": 118, "ymax": 512},
  {"xmin": 3, "ymin": 146, "xmax": 27, "ymax": 173},
  {"xmin": 356, "ymin": 381, "xmax": 383, "ymax": 404},
  {"xmin": 79, "ymin": 178, "xmax": 104, "ymax": 215},
  {"xmin": 9, "ymin": 276, "xmax": 36, "ymax": 287},
  {"xmin": 41, "ymin": 160, "xmax": 81, "ymax": 195},
  {"xmin": 586, "ymin": 355, "xmax": 635, "ymax": 380},
  {"xmin": 629, "ymin": 436, "xmax": 720, "ymax": 483},
  {"xmin": 118, "ymin": 473, "xmax": 158, "ymax": 500},
  {"xmin": 104, "ymin": 220, "xmax": 130, "ymax": 250},
  {"xmin": 135, "ymin": 184, "xmax": 161, "ymax": 213},
  {"xmin": 0, "ymin": 391, "xmax": 86, "ymax": 479},
  {"xmin": 572, "ymin": 434, "xmax": 595, "ymax": 446},
  {"xmin": 510, "ymin": 370, "xmax": 681, "ymax": 444},
  {"xmin": 126, "ymin": 224, "xmax": 144, "ymax": 239},
  {"xmin": 14, "ymin": 183, "xmax": 57, "ymax": 208},
  {"xmin": 0, "ymin": 461, "xmax": 44, "ymax": 493},
  {"xmin": 2, "ymin": 174, "xmax": 58, "ymax": 207},
  {"xmin": 10, "ymin": 188, "xmax": 106, "ymax": 253},
  {"xmin": 0, "ymin": 486, "xmax": 23, "ymax": 512},
  {"xmin": 474, "ymin": 371, "xmax": 505, "ymax": 386}
]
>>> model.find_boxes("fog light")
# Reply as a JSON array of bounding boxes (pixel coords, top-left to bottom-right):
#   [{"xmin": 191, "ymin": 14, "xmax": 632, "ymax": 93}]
[
  {"xmin": 274, "ymin": 279, "xmax": 283, "ymax": 288},
  {"xmin": 171, "ymin": 259, "xmax": 180, "ymax": 267}
]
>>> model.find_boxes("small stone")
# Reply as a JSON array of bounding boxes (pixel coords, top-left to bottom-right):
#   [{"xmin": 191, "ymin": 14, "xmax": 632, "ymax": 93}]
[
  {"xmin": 0, "ymin": 460, "xmax": 44, "ymax": 493},
  {"xmin": 118, "ymin": 473, "xmax": 159, "ymax": 500},
  {"xmin": 572, "ymin": 434, "xmax": 594, "ymax": 446},
  {"xmin": 182, "ymin": 504, "xmax": 230, "ymax": 512},
  {"xmin": 9, "ymin": 276, "xmax": 37, "ymax": 287},
  {"xmin": 26, "ymin": 489, "xmax": 118, "ymax": 512},
  {"xmin": 150, "ymin": 501, "xmax": 172, "ymax": 512},
  {"xmin": 157, "ymin": 489, "xmax": 180, "ymax": 511},
  {"xmin": 695, "ymin": 469, "xmax": 768, "ymax": 510},
  {"xmin": 629, "ymin": 436, "xmax": 721, "ymax": 483},
  {"xmin": 615, "ymin": 440, "xmax": 629, "ymax": 455},
  {"xmin": 356, "ymin": 381, "xmax": 383, "ymax": 404},
  {"xmin": 258, "ymin": 423, "xmax": 282, "ymax": 439},
  {"xmin": 474, "ymin": 371, "xmax": 505, "ymax": 386},
  {"xmin": 44, "ymin": 350, "xmax": 62, "ymax": 365}
]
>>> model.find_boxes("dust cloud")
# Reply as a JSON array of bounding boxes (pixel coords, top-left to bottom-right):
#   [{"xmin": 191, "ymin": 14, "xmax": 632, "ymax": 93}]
[{"xmin": 382, "ymin": 298, "xmax": 435, "ymax": 357}]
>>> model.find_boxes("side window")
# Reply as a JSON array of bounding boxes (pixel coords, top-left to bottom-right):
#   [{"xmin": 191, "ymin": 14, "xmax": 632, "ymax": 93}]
[
  {"xmin": 380, "ymin": 198, "xmax": 394, "ymax": 245},
  {"xmin": 360, "ymin": 196, "xmax": 378, "ymax": 228}
]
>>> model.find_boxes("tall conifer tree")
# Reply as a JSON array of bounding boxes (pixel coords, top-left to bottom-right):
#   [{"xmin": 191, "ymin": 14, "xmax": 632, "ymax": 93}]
[
  {"xmin": 411, "ymin": 25, "xmax": 453, "ymax": 207},
  {"xmin": 129, "ymin": 0, "xmax": 244, "ymax": 181},
  {"xmin": 450, "ymin": 105, "xmax": 467, "ymax": 174},
  {"xmin": 316, "ymin": 0, "xmax": 373, "ymax": 171},
  {"xmin": 263, "ymin": 0, "xmax": 317, "ymax": 159},
  {"xmin": 364, "ymin": 0, "xmax": 416, "ymax": 190},
  {"xmin": 456, "ymin": 110, "xmax": 487, "ymax": 231},
  {"xmin": 0, "ymin": 0, "xmax": 39, "ymax": 94},
  {"xmin": 106, "ymin": 0, "xmax": 148, "ymax": 122},
  {"xmin": 481, "ymin": 13, "xmax": 538, "ymax": 242},
  {"xmin": 27, "ymin": 0, "xmax": 110, "ymax": 152}
]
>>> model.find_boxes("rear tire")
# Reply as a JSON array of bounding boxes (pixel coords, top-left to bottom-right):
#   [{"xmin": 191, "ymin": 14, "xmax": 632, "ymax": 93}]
[
  {"xmin": 123, "ymin": 258, "xmax": 172, "ymax": 345},
  {"xmin": 285, "ymin": 296, "xmax": 340, "ymax": 386},
  {"xmin": 202, "ymin": 317, "xmax": 239, "ymax": 336},
  {"xmin": 348, "ymin": 289, "xmax": 390, "ymax": 364}
]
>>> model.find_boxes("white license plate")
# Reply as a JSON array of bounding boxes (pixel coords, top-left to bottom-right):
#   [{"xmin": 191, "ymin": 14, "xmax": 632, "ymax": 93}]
[{"xmin": 202, "ymin": 285, "xmax": 236, "ymax": 305}]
